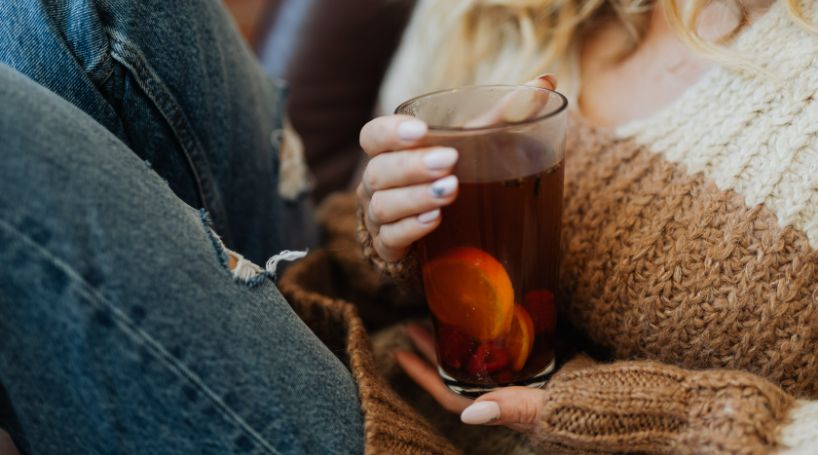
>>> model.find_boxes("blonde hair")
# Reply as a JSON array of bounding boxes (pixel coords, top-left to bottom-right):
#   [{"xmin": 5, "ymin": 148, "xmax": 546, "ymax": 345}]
[{"xmin": 379, "ymin": 0, "xmax": 814, "ymax": 111}]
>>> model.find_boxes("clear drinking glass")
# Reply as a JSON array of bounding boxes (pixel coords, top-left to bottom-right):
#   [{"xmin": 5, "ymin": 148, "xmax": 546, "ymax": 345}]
[{"xmin": 396, "ymin": 85, "xmax": 568, "ymax": 396}]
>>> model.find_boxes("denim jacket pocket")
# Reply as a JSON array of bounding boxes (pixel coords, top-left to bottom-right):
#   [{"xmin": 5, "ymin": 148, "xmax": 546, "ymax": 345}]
[{"xmin": 106, "ymin": 31, "xmax": 230, "ymax": 239}]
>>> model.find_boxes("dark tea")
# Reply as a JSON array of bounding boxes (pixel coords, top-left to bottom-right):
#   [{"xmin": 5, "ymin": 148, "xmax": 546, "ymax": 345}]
[
  {"xmin": 417, "ymin": 136, "xmax": 564, "ymax": 395},
  {"xmin": 396, "ymin": 84, "xmax": 568, "ymax": 395}
]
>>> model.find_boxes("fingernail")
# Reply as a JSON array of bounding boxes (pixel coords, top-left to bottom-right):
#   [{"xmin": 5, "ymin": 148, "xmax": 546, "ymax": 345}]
[
  {"xmin": 461, "ymin": 401, "xmax": 500, "ymax": 425},
  {"xmin": 398, "ymin": 120, "xmax": 428, "ymax": 141},
  {"xmin": 536, "ymin": 73, "xmax": 557, "ymax": 90},
  {"xmin": 418, "ymin": 209, "xmax": 440, "ymax": 224},
  {"xmin": 430, "ymin": 175, "xmax": 458, "ymax": 198},
  {"xmin": 423, "ymin": 147, "xmax": 458, "ymax": 170}
]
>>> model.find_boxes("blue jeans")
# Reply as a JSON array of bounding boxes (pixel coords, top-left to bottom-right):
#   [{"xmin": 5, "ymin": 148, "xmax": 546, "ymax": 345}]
[
  {"xmin": 0, "ymin": 0, "xmax": 317, "ymax": 265},
  {"xmin": 0, "ymin": 1, "xmax": 363, "ymax": 454}
]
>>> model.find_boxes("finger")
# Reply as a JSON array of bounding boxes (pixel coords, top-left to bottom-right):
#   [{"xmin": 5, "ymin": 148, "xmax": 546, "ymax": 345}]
[
  {"xmin": 405, "ymin": 322, "xmax": 437, "ymax": 364},
  {"xmin": 527, "ymin": 73, "xmax": 557, "ymax": 91},
  {"xmin": 355, "ymin": 180, "xmax": 383, "ymax": 236},
  {"xmin": 374, "ymin": 209, "xmax": 442, "ymax": 262},
  {"xmin": 395, "ymin": 351, "xmax": 473, "ymax": 413},
  {"xmin": 362, "ymin": 147, "xmax": 458, "ymax": 193},
  {"xmin": 464, "ymin": 73, "xmax": 558, "ymax": 128},
  {"xmin": 367, "ymin": 175, "xmax": 458, "ymax": 226},
  {"xmin": 500, "ymin": 73, "xmax": 557, "ymax": 122},
  {"xmin": 360, "ymin": 115, "xmax": 428, "ymax": 156},
  {"xmin": 356, "ymin": 180, "xmax": 372, "ymax": 208},
  {"xmin": 460, "ymin": 387, "xmax": 545, "ymax": 433}
]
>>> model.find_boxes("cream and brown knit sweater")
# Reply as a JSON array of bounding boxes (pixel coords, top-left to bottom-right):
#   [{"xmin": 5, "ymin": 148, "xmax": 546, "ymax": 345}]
[{"xmin": 282, "ymin": 1, "xmax": 818, "ymax": 454}]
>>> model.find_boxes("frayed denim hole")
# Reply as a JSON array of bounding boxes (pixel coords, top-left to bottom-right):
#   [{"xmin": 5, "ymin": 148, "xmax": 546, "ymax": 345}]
[
  {"xmin": 199, "ymin": 209, "xmax": 229, "ymax": 271},
  {"xmin": 200, "ymin": 209, "xmax": 273, "ymax": 287},
  {"xmin": 244, "ymin": 271, "xmax": 272, "ymax": 289},
  {"xmin": 200, "ymin": 209, "xmax": 307, "ymax": 288},
  {"xmin": 231, "ymin": 251, "xmax": 307, "ymax": 288},
  {"xmin": 227, "ymin": 252, "xmax": 269, "ymax": 288}
]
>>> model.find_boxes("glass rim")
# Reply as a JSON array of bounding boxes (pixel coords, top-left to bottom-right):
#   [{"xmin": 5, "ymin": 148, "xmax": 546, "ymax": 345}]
[{"xmin": 394, "ymin": 84, "xmax": 569, "ymax": 134}]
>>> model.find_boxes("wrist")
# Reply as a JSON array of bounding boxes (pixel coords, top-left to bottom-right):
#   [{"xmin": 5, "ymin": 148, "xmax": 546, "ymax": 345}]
[{"xmin": 356, "ymin": 207, "xmax": 419, "ymax": 281}]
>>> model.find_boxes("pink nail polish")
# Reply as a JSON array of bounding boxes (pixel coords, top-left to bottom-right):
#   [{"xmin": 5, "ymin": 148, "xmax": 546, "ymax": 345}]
[
  {"xmin": 461, "ymin": 401, "xmax": 500, "ymax": 425},
  {"xmin": 418, "ymin": 209, "xmax": 440, "ymax": 224},
  {"xmin": 423, "ymin": 148, "xmax": 458, "ymax": 170},
  {"xmin": 398, "ymin": 120, "xmax": 428, "ymax": 141},
  {"xmin": 430, "ymin": 175, "xmax": 458, "ymax": 198}
]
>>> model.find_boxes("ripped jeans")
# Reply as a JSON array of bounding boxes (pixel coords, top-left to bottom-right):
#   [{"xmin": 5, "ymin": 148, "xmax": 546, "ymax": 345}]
[{"xmin": 0, "ymin": 1, "xmax": 363, "ymax": 454}]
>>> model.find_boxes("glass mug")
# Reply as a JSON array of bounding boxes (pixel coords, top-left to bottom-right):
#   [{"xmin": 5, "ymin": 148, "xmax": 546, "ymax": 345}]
[{"xmin": 396, "ymin": 85, "xmax": 568, "ymax": 395}]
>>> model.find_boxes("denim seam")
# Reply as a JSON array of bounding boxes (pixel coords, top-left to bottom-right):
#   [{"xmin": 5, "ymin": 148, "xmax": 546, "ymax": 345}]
[
  {"xmin": 94, "ymin": 62, "xmax": 116, "ymax": 88},
  {"xmin": 0, "ymin": 218, "xmax": 280, "ymax": 455},
  {"xmin": 102, "ymin": 28, "xmax": 231, "ymax": 244},
  {"xmin": 200, "ymin": 209, "xmax": 230, "ymax": 270},
  {"xmin": 85, "ymin": 50, "xmax": 114, "ymax": 86}
]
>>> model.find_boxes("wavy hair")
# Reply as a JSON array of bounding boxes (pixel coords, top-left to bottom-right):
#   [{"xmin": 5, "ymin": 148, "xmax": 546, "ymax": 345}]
[{"xmin": 379, "ymin": 0, "xmax": 815, "ymax": 110}]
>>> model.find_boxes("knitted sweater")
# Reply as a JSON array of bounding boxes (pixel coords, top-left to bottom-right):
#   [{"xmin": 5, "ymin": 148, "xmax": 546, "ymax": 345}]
[{"xmin": 350, "ymin": 0, "xmax": 818, "ymax": 453}]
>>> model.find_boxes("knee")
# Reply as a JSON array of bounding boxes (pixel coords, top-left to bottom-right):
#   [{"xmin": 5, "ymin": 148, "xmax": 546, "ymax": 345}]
[{"xmin": 0, "ymin": 63, "xmax": 135, "ymax": 198}]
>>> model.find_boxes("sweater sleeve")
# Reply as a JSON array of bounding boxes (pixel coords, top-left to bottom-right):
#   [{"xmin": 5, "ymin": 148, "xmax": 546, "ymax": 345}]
[
  {"xmin": 356, "ymin": 206, "xmax": 421, "ymax": 284},
  {"xmin": 530, "ymin": 356, "xmax": 817, "ymax": 455}
]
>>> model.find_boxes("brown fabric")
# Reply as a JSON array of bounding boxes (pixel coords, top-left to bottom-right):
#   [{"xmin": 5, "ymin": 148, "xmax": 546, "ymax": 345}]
[
  {"xmin": 559, "ymin": 119, "xmax": 818, "ymax": 398},
  {"xmin": 279, "ymin": 250, "xmax": 459, "ymax": 455},
  {"xmin": 534, "ymin": 358, "xmax": 794, "ymax": 455},
  {"xmin": 316, "ymin": 194, "xmax": 426, "ymax": 329}
]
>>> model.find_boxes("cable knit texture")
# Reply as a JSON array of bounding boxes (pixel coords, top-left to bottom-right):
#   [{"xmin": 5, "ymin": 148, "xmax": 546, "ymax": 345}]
[
  {"xmin": 282, "ymin": 1, "xmax": 818, "ymax": 454},
  {"xmin": 617, "ymin": 1, "xmax": 818, "ymax": 250},
  {"xmin": 534, "ymin": 359, "xmax": 794, "ymax": 454}
]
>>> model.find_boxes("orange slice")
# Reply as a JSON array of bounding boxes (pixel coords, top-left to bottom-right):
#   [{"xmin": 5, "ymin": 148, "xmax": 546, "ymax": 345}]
[
  {"xmin": 422, "ymin": 247, "xmax": 514, "ymax": 341},
  {"xmin": 506, "ymin": 305, "xmax": 535, "ymax": 371}
]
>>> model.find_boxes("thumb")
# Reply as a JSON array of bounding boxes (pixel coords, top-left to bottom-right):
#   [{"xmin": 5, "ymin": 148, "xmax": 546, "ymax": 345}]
[
  {"xmin": 465, "ymin": 73, "xmax": 559, "ymax": 127},
  {"xmin": 525, "ymin": 73, "xmax": 557, "ymax": 90},
  {"xmin": 460, "ymin": 386, "xmax": 545, "ymax": 433}
]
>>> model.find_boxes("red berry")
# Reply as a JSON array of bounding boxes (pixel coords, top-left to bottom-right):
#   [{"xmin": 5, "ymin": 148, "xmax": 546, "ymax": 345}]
[
  {"xmin": 495, "ymin": 372, "xmax": 515, "ymax": 384},
  {"xmin": 436, "ymin": 325, "xmax": 474, "ymax": 370},
  {"xmin": 524, "ymin": 289, "xmax": 557, "ymax": 333},
  {"xmin": 467, "ymin": 342, "xmax": 510, "ymax": 377}
]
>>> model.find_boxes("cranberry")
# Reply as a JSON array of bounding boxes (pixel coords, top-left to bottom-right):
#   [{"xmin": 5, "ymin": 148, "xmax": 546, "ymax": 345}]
[
  {"xmin": 436, "ymin": 325, "xmax": 474, "ymax": 370},
  {"xmin": 467, "ymin": 342, "xmax": 510, "ymax": 377},
  {"xmin": 524, "ymin": 289, "xmax": 557, "ymax": 333},
  {"xmin": 495, "ymin": 372, "xmax": 515, "ymax": 384}
]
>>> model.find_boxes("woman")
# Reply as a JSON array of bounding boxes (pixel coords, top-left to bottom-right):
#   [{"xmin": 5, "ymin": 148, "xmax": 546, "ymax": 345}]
[{"xmin": 356, "ymin": 0, "xmax": 818, "ymax": 452}]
